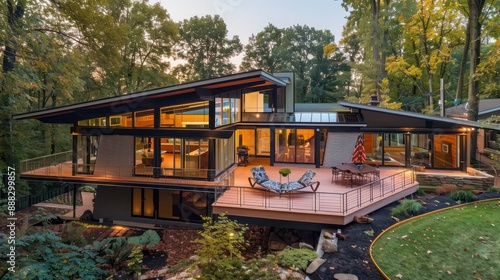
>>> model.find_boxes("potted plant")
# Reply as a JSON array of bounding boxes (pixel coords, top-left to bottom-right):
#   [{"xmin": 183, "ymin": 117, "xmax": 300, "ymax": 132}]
[{"xmin": 279, "ymin": 168, "xmax": 291, "ymax": 177}]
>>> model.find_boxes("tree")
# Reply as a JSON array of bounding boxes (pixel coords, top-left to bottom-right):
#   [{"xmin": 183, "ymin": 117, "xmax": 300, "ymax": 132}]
[
  {"xmin": 242, "ymin": 24, "xmax": 349, "ymax": 103},
  {"xmin": 0, "ymin": 0, "xmax": 25, "ymax": 172},
  {"xmin": 193, "ymin": 213, "xmax": 248, "ymax": 265},
  {"xmin": 385, "ymin": 0, "xmax": 464, "ymax": 113},
  {"xmin": 174, "ymin": 15, "xmax": 242, "ymax": 81},
  {"xmin": 53, "ymin": 0, "xmax": 179, "ymax": 96},
  {"xmin": 240, "ymin": 23, "xmax": 286, "ymax": 73}
]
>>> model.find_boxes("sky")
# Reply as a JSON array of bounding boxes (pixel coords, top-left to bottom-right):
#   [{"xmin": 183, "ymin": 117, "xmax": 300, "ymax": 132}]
[{"xmin": 159, "ymin": 0, "xmax": 349, "ymax": 45}]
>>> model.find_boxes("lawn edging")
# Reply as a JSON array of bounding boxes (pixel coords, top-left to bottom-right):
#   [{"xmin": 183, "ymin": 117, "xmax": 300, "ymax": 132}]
[{"xmin": 369, "ymin": 197, "xmax": 500, "ymax": 279}]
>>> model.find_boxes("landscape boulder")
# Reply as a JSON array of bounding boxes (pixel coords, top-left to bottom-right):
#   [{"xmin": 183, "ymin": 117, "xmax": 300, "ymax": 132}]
[
  {"xmin": 306, "ymin": 258, "xmax": 326, "ymax": 274},
  {"xmin": 353, "ymin": 215, "xmax": 373, "ymax": 224}
]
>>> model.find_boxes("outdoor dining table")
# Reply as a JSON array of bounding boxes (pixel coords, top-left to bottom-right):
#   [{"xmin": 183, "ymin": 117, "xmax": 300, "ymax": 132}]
[{"xmin": 333, "ymin": 163, "xmax": 378, "ymax": 187}]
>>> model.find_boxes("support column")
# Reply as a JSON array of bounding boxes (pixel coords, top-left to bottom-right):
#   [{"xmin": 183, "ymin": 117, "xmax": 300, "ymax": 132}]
[
  {"xmin": 404, "ymin": 133, "xmax": 412, "ymax": 167},
  {"xmin": 314, "ymin": 129, "xmax": 321, "ymax": 168},
  {"xmin": 153, "ymin": 137, "xmax": 161, "ymax": 178},
  {"xmin": 208, "ymin": 139, "xmax": 216, "ymax": 180},
  {"xmin": 72, "ymin": 134, "xmax": 78, "ymax": 176},
  {"xmin": 72, "ymin": 184, "xmax": 77, "ymax": 219},
  {"xmin": 270, "ymin": 127, "xmax": 275, "ymax": 166}
]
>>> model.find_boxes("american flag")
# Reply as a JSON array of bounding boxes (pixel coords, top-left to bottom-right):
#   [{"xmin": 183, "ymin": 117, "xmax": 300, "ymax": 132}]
[{"xmin": 351, "ymin": 135, "xmax": 366, "ymax": 164}]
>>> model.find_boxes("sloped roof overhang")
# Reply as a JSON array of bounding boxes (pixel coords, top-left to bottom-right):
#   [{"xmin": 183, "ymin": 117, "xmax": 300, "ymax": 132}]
[
  {"xmin": 14, "ymin": 70, "xmax": 286, "ymax": 124},
  {"xmin": 339, "ymin": 101, "xmax": 494, "ymax": 132}
]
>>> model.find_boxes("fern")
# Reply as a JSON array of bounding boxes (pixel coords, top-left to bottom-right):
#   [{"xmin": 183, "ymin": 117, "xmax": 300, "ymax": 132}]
[{"xmin": 128, "ymin": 229, "xmax": 161, "ymax": 251}]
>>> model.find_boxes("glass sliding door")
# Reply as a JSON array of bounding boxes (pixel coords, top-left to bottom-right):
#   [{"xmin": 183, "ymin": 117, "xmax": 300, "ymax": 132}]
[
  {"xmin": 275, "ymin": 128, "xmax": 314, "ymax": 164},
  {"xmin": 131, "ymin": 188, "xmax": 208, "ymax": 223},
  {"xmin": 256, "ymin": 128, "xmax": 270, "ymax": 156}
]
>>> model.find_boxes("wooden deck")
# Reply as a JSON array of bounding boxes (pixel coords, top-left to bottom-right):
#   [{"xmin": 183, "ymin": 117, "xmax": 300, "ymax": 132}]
[
  {"xmin": 21, "ymin": 159, "xmax": 423, "ymax": 225},
  {"xmin": 215, "ymin": 163, "xmax": 419, "ymax": 225}
]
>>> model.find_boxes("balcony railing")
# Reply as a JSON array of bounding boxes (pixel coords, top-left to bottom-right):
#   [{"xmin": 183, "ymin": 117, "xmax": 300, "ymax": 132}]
[
  {"xmin": 214, "ymin": 169, "xmax": 416, "ymax": 214},
  {"xmin": 20, "ymin": 161, "xmax": 230, "ymax": 185},
  {"xmin": 20, "ymin": 151, "xmax": 73, "ymax": 174}
]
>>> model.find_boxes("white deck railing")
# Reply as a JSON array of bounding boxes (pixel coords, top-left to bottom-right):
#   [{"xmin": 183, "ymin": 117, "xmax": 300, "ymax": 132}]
[{"xmin": 214, "ymin": 169, "xmax": 416, "ymax": 214}]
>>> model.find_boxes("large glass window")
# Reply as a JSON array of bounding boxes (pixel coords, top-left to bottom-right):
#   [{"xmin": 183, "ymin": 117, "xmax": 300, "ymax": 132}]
[
  {"xmin": 216, "ymin": 136, "xmax": 235, "ymax": 172},
  {"xmin": 484, "ymin": 129, "xmax": 500, "ymax": 154},
  {"xmin": 76, "ymin": 135, "xmax": 98, "ymax": 174},
  {"xmin": 243, "ymin": 91, "xmax": 272, "ymax": 113},
  {"xmin": 134, "ymin": 109, "xmax": 154, "ymax": 127},
  {"xmin": 78, "ymin": 117, "xmax": 106, "ymax": 126},
  {"xmin": 410, "ymin": 134, "xmax": 432, "ymax": 167},
  {"xmin": 110, "ymin": 113, "xmax": 132, "ymax": 127},
  {"xmin": 135, "ymin": 137, "xmax": 154, "ymax": 176},
  {"xmin": 215, "ymin": 97, "xmax": 240, "ymax": 127},
  {"xmin": 131, "ymin": 188, "xmax": 154, "ymax": 218},
  {"xmin": 131, "ymin": 188, "xmax": 207, "ymax": 223},
  {"xmin": 275, "ymin": 128, "xmax": 314, "ymax": 164},
  {"xmin": 161, "ymin": 101, "xmax": 209, "ymax": 128}
]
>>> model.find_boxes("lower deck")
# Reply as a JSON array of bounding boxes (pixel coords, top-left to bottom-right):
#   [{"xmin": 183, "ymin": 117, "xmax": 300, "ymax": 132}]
[{"xmin": 22, "ymin": 158, "xmax": 484, "ymax": 226}]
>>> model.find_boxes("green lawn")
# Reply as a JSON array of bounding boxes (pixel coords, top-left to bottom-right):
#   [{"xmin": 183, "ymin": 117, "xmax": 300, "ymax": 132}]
[{"xmin": 371, "ymin": 199, "xmax": 500, "ymax": 280}]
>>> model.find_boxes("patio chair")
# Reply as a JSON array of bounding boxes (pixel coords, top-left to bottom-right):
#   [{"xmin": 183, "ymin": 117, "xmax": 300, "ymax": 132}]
[
  {"xmin": 248, "ymin": 166, "xmax": 283, "ymax": 194},
  {"xmin": 281, "ymin": 169, "xmax": 320, "ymax": 193},
  {"xmin": 248, "ymin": 166, "xmax": 320, "ymax": 195}
]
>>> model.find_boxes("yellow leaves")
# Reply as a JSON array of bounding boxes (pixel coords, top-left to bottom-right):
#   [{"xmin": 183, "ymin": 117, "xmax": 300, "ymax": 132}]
[
  {"xmin": 323, "ymin": 43, "xmax": 338, "ymax": 57},
  {"xmin": 386, "ymin": 56, "xmax": 422, "ymax": 78}
]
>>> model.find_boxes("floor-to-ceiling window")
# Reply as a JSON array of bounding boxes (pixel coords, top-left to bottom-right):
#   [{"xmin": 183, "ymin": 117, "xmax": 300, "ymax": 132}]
[
  {"xmin": 131, "ymin": 188, "xmax": 208, "ymax": 222},
  {"xmin": 275, "ymin": 128, "xmax": 314, "ymax": 164}
]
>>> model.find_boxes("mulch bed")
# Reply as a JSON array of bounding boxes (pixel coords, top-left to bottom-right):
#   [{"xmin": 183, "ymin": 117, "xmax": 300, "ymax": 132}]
[{"xmin": 309, "ymin": 192, "xmax": 500, "ymax": 279}]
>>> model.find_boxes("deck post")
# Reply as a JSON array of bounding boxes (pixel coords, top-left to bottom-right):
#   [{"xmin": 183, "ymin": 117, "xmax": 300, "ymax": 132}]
[{"xmin": 72, "ymin": 183, "xmax": 77, "ymax": 218}]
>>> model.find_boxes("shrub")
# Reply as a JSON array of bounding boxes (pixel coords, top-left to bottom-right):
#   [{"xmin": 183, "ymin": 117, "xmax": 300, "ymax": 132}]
[
  {"xmin": 391, "ymin": 200, "xmax": 423, "ymax": 217},
  {"xmin": 435, "ymin": 184, "xmax": 457, "ymax": 195},
  {"xmin": 449, "ymin": 190, "xmax": 477, "ymax": 203},
  {"xmin": 128, "ymin": 229, "xmax": 161, "ymax": 251},
  {"xmin": 487, "ymin": 186, "xmax": 500, "ymax": 193},
  {"xmin": 415, "ymin": 188, "xmax": 426, "ymax": 195},
  {"xmin": 194, "ymin": 213, "xmax": 248, "ymax": 263},
  {"xmin": 279, "ymin": 168, "xmax": 291, "ymax": 176},
  {"xmin": 93, "ymin": 237, "xmax": 135, "ymax": 270},
  {"xmin": 277, "ymin": 247, "xmax": 318, "ymax": 272},
  {"xmin": 79, "ymin": 185, "xmax": 96, "ymax": 192}
]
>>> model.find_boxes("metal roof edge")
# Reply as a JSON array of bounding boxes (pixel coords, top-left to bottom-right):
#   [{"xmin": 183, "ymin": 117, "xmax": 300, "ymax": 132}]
[
  {"xmin": 339, "ymin": 101, "xmax": 484, "ymax": 128},
  {"xmin": 14, "ymin": 69, "xmax": 282, "ymax": 121}
]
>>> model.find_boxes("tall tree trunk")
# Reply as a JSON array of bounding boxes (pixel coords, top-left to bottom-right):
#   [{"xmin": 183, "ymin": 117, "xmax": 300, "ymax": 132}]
[
  {"xmin": 1, "ymin": 0, "xmax": 25, "ymax": 169},
  {"xmin": 455, "ymin": 23, "xmax": 470, "ymax": 105},
  {"xmin": 371, "ymin": 0, "xmax": 382, "ymax": 100},
  {"xmin": 467, "ymin": 0, "xmax": 486, "ymax": 162}
]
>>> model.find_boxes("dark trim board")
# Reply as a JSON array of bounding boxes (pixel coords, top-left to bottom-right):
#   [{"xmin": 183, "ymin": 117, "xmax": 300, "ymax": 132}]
[{"xmin": 72, "ymin": 126, "xmax": 234, "ymax": 138}]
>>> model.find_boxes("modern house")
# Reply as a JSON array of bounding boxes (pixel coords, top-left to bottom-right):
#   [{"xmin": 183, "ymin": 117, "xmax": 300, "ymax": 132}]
[{"xmin": 14, "ymin": 70, "xmax": 490, "ymax": 227}]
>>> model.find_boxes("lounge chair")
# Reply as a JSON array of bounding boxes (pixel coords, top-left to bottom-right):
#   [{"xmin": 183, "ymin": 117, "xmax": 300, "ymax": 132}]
[
  {"xmin": 248, "ymin": 166, "xmax": 320, "ymax": 195},
  {"xmin": 248, "ymin": 166, "xmax": 283, "ymax": 193}
]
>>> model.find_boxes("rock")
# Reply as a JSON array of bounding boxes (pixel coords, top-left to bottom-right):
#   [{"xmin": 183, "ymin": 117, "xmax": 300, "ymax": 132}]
[
  {"xmin": 268, "ymin": 232, "xmax": 287, "ymax": 251},
  {"xmin": 189, "ymin": 255, "xmax": 199, "ymax": 262},
  {"xmin": 79, "ymin": 210, "xmax": 93, "ymax": 221},
  {"xmin": 324, "ymin": 231, "xmax": 334, "ymax": 239},
  {"xmin": 334, "ymin": 273, "xmax": 359, "ymax": 280},
  {"xmin": 306, "ymin": 258, "xmax": 326, "ymax": 274},
  {"xmin": 321, "ymin": 239, "xmax": 338, "ymax": 253},
  {"xmin": 299, "ymin": 242, "xmax": 314, "ymax": 250},
  {"xmin": 353, "ymin": 215, "xmax": 374, "ymax": 224}
]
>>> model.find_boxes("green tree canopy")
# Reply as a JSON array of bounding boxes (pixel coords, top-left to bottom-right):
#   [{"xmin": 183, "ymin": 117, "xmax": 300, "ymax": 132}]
[{"xmin": 174, "ymin": 15, "xmax": 242, "ymax": 81}]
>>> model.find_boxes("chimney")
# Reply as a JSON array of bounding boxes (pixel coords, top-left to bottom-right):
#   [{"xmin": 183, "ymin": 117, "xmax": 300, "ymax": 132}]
[{"xmin": 369, "ymin": 95, "xmax": 380, "ymax": 106}]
